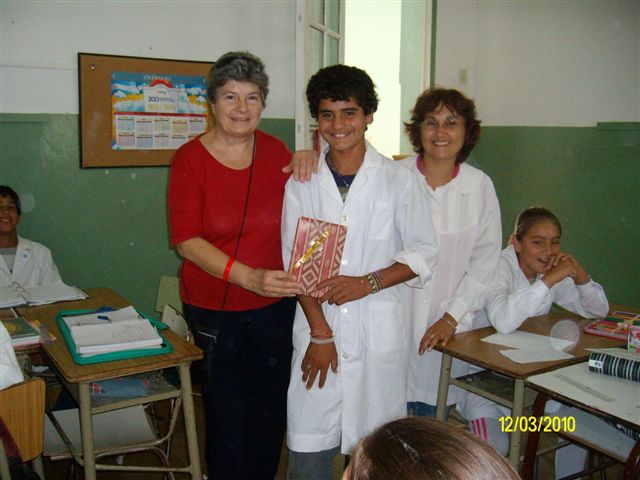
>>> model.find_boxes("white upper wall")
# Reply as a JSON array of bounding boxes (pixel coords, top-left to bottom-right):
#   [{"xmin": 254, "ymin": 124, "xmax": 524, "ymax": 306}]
[
  {"xmin": 345, "ymin": 1, "xmax": 402, "ymax": 157},
  {"xmin": 435, "ymin": 1, "xmax": 640, "ymax": 126},
  {"xmin": 0, "ymin": 1, "xmax": 295, "ymax": 117}
]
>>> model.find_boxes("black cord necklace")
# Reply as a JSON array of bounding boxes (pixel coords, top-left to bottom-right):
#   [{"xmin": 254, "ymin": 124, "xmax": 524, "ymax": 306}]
[
  {"xmin": 220, "ymin": 135, "xmax": 256, "ymax": 310},
  {"xmin": 326, "ymin": 153, "xmax": 354, "ymax": 189}
]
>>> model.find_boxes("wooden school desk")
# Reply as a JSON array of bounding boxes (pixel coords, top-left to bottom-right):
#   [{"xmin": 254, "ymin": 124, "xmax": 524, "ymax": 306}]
[
  {"xmin": 523, "ymin": 362, "xmax": 640, "ymax": 480},
  {"xmin": 0, "ymin": 307, "xmax": 43, "ymax": 376},
  {"xmin": 16, "ymin": 287, "xmax": 203, "ymax": 480},
  {"xmin": 434, "ymin": 309, "xmax": 623, "ymax": 469}
]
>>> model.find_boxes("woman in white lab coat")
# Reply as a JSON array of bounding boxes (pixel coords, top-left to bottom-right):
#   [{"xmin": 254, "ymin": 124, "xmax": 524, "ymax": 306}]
[
  {"xmin": 399, "ymin": 88, "xmax": 502, "ymax": 416},
  {"xmin": 0, "ymin": 186, "xmax": 62, "ymax": 287}
]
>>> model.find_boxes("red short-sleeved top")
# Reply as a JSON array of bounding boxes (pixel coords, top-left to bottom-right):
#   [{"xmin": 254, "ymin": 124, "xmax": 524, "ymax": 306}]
[{"xmin": 168, "ymin": 130, "xmax": 292, "ymax": 311}]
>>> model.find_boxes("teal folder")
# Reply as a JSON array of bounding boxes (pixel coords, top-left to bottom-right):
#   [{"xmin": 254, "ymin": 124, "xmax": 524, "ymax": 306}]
[{"xmin": 56, "ymin": 308, "xmax": 173, "ymax": 365}]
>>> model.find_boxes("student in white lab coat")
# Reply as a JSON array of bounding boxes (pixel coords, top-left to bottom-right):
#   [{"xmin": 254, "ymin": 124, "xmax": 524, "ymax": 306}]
[
  {"xmin": 281, "ymin": 65, "xmax": 438, "ymax": 480},
  {"xmin": 399, "ymin": 88, "xmax": 502, "ymax": 417},
  {"xmin": 457, "ymin": 207, "xmax": 611, "ymax": 478},
  {"xmin": 0, "ymin": 186, "xmax": 62, "ymax": 287},
  {"xmin": 0, "ymin": 321, "xmax": 24, "ymax": 390}
]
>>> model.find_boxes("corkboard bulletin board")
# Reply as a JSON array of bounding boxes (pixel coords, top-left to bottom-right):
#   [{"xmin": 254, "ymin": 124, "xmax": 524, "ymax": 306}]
[{"xmin": 79, "ymin": 52, "xmax": 213, "ymax": 168}]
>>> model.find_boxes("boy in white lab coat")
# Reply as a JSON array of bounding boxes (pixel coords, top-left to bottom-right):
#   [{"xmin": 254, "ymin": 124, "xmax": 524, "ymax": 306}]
[
  {"xmin": 0, "ymin": 185, "xmax": 62, "ymax": 287},
  {"xmin": 281, "ymin": 65, "xmax": 438, "ymax": 480}
]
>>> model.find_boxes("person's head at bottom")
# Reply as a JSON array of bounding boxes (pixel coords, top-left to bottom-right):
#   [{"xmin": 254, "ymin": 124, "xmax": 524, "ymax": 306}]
[{"xmin": 344, "ymin": 416, "xmax": 520, "ymax": 480}]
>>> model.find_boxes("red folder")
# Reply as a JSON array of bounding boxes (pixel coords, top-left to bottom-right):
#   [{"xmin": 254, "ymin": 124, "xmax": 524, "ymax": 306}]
[{"xmin": 288, "ymin": 217, "xmax": 348, "ymax": 297}]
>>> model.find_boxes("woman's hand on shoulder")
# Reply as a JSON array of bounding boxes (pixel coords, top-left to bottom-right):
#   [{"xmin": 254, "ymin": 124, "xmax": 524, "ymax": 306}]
[
  {"xmin": 282, "ymin": 149, "xmax": 319, "ymax": 182},
  {"xmin": 243, "ymin": 268, "xmax": 302, "ymax": 297},
  {"xmin": 418, "ymin": 314, "xmax": 457, "ymax": 355}
]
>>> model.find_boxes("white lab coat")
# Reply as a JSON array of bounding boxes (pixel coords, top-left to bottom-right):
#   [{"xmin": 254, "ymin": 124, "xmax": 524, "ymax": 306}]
[
  {"xmin": 0, "ymin": 236, "xmax": 62, "ymax": 287},
  {"xmin": 398, "ymin": 158, "xmax": 502, "ymax": 407},
  {"xmin": 0, "ymin": 322, "xmax": 24, "ymax": 390},
  {"xmin": 282, "ymin": 143, "xmax": 438, "ymax": 454},
  {"xmin": 457, "ymin": 244, "xmax": 611, "ymax": 478},
  {"xmin": 480, "ymin": 245, "xmax": 609, "ymax": 334}
]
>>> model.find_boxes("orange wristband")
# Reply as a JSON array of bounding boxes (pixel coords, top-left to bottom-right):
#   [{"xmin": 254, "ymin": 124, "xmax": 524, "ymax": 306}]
[{"xmin": 223, "ymin": 257, "xmax": 235, "ymax": 284}]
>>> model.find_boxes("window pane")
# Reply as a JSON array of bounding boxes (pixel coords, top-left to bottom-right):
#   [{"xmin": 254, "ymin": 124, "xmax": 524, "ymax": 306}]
[
  {"xmin": 310, "ymin": 0, "xmax": 324, "ymax": 24},
  {"xmin": 328, "ymin": 36, "xmax": 339, "ymax": 66},
  {"xmin": 311, "ymin": 27, "xmax": 324, "ymax": 72},
  {"xmin": 327, "ymin": 0, "xmax": 340, "ymax": 32}
]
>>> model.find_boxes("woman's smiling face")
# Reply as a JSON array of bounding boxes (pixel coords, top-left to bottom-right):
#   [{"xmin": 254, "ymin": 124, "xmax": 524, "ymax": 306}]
[
  {"xmin": 211, "ymin": 80, "xmax": 263, "ymax": 138},
  {"xmin": 421, "ymin": 104, "xmax": 465, "ymax": 164}
]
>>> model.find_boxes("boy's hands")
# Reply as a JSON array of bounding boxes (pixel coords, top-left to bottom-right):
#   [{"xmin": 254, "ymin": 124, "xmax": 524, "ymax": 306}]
[
  {"xmin": 316, "ymin": 275, "xmax": 371, "ymax": 305},
  {"xmin": 301, "ymin": 342, "xmax": 338, "ymax": 389}
]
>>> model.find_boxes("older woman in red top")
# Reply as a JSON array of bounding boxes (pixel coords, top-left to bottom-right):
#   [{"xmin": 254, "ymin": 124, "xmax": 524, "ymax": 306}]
[{"xmin": 168, "ymin": 51, "xmax": 303, "ymax": 480}]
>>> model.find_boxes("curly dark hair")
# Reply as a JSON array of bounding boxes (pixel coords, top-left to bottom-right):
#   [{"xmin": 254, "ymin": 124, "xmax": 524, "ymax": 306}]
[
  {"xmin": 306, "ymin": 65, "xmax": 378, "ymax": 119},
  {"xmin": 404, "ymin": 88, "xmax": 481, "ymax": 164},
  {"xmin": 207, "ymin": 51, "xmax": 269, "ymax": 106},
  {"xmin": 0, "ymin": 185, "xmax": 21, "ymax": 215}
]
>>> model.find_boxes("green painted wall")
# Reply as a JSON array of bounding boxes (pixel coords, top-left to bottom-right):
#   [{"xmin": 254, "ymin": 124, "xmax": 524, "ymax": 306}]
[
  {"xmin": 1, "ymin": 115, "xmax": 638, "ymax": 311},
  {"xmin": 471, "ymin": 124, "xmax": 639, "ymax": 306},
  {"xmin": 0, "ymin": 114, "xmax": 294, "ymax": 314}
]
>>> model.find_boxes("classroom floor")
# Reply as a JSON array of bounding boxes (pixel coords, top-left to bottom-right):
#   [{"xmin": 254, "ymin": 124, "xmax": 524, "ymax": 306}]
[{"xmin": 41, "ymin": 385, "xmax": 625, "ymax": 480}]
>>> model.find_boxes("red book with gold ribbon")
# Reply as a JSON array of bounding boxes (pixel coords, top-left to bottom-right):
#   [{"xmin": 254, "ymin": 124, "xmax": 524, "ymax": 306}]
[{"xmin": 288, "ymin": 217, "xmax": 348, "ymax": 297}]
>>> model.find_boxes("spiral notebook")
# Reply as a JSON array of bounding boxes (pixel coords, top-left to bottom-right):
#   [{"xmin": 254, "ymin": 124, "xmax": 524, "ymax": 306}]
[{"xmin": 0, "ymin": 281, "xmax": 87, "ymax": 308}]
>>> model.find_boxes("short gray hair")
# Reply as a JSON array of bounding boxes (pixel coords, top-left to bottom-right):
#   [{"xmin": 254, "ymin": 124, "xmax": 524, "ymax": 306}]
[{"xmin": 207, "ymin": 51, "xmax": 269, "ymax": 106}]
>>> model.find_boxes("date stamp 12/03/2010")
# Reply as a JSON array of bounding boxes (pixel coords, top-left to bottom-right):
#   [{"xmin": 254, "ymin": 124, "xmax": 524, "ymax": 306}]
[{"xmin": 499, "ymin": 416, "xmax": 576, "ymax": 433}]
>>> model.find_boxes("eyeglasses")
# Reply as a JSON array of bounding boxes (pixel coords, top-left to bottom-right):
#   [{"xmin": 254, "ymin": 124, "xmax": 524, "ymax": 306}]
[{"xmin": 422, "ymin": 118, "xmax": 463, "ymax": 130}]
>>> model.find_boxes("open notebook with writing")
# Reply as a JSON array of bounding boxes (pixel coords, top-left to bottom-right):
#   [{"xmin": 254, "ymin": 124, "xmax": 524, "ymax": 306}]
[{"xmin": 61, "ymin": 306, "xmax": 163, "ymax": 356}]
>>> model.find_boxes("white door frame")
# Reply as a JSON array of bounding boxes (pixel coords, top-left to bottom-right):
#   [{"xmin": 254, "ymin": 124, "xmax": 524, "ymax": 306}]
[{"xmin": 294, "ymin": 0, "xmax": 345, "ymax": 150}]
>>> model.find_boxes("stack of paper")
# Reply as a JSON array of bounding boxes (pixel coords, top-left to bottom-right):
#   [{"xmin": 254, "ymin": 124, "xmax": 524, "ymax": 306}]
[
  {"xmin": 0, "ymin": 282, "xmax": 87, "ymax": 308},
  {"xmin": 62, "ymin": 306, "xmax": 163, "ymax": 356},
  {"xmin": 1, "ymin": 317, "xmax": 41, "ymax": 347}
]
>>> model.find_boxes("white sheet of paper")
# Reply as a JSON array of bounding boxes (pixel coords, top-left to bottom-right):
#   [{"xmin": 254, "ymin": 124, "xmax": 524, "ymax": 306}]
[
  {"xmin": 500, "ymin": 347, "xmax": 574, "ymax": 364},
  {"xmin": 482, "ymin": 331, "xmax": 573, "ymax": 352}
]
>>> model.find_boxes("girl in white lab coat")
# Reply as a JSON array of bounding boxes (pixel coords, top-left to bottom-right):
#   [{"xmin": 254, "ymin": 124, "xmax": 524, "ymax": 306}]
[
  {"xmin": 399, "ymin": 88, "xmax": 502, "ymax": 416},
  {"xmin": 458, "ymin": 207, "xmax": 611, "ymax": 478}
]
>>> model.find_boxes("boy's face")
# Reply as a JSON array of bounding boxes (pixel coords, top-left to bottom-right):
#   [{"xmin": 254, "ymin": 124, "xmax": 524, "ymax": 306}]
[
  {"xmin": 317, "ymin": 98, "xmax": 373, "ymax": 156},
  {"xmin": 0, "ymin": 195, "xmax": 19, "ymax": 235}
]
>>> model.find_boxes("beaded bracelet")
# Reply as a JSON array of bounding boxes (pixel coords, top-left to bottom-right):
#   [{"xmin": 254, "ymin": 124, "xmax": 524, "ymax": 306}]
[
  {"xmin": 366, "ymin": 271, "xmax": 383, "ymax": 294},
  {"xmin": 371, "ymin": 270, "xmax": 383, "ymax": 291}
]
